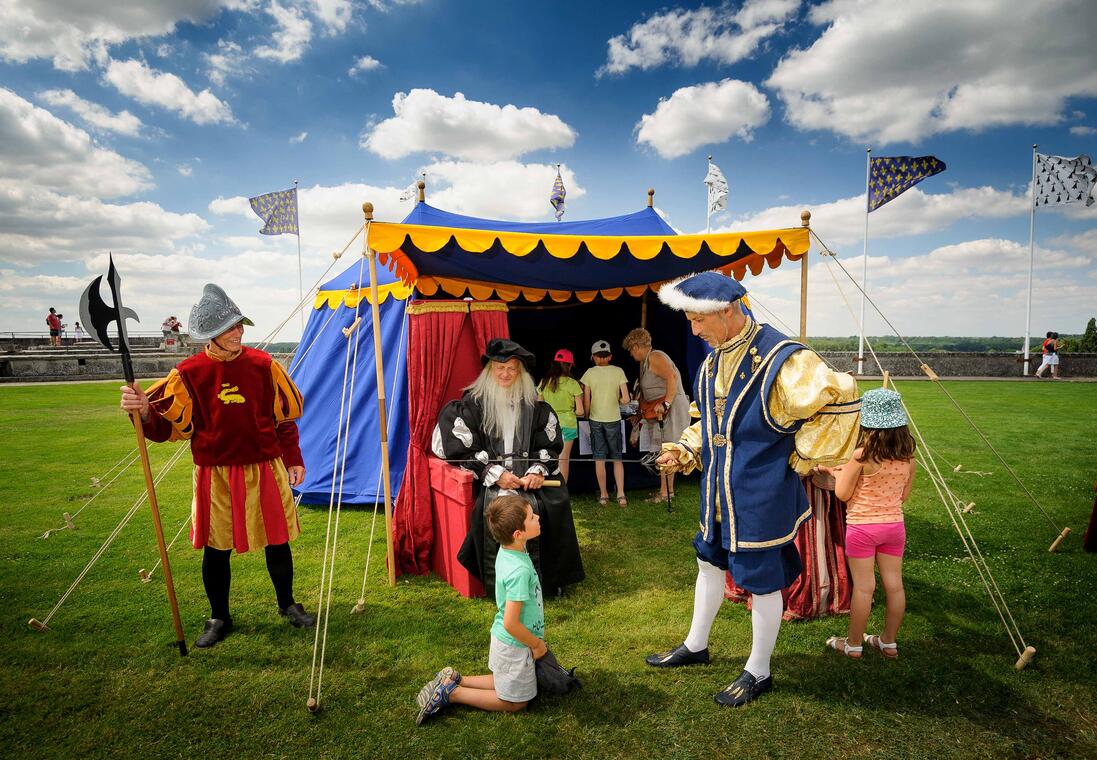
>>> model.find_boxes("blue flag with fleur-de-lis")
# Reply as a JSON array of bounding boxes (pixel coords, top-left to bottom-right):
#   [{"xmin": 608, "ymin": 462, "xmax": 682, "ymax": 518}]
[
  {"xmin": 248, "ymin": 187, "xmax": 299, "ymax": 235},
  {"xmin": 868, "ymin": 155, "xmax": 946, "ymax": 212},
  {"xmin": 549, "ymin": 171, "xmax": 566, "ymax": 221}
]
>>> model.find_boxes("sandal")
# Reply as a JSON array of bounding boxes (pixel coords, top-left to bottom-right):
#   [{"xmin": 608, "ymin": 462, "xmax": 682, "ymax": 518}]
[
  {"xmin": 826, "ymin": 636, "xmax": 862, "ymax": 659},
  {"xmin": 617, "ymin": 495, "xmax": 628, "ymax": 507},
  {"xmin": 643, "ymin": 494, "xmax": 668, "ymax": 504},
  {"xmin": 863, "ymin": 634, "xmax": 898, "ymax": 659},
  {"xmin": 598, "ymin": 495, "xmax": 609, "ymax": 506}
]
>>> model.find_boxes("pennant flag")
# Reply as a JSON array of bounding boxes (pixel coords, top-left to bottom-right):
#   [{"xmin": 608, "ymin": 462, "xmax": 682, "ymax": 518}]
[
  {"xmin": 399, "ymin": 181, "xmax": 419, "ymax": 202},
  {"xmin": 248, "ymin": 187, "xmax": 299, "ymax": 235},
  {"xmin": 704, "ymin": 160, "xmax": 728, "ymax": 215},
  {"xmin": 1035, "ymin": 153, "xmax": 1097, "ymax": 207},
  {"xmin": 549, "ymin": 170, "xmax": 566, "ymax": 221},
  {"xmin": 868, "ymin": 155, "xmax": 946, "ymax": 212}
]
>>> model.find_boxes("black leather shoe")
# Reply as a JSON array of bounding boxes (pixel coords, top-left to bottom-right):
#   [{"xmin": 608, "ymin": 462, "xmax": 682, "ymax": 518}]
[
  {"xmin": 195, "ymin": 618, "xmax": 231, "ymax": 649},
  {"xmin": 279, "ymin": 602, "xmax": 316, "ymax": 628},
  {"xmin": 713, "ymin": 670, "xmax": 773, "ymax": 707},
  {"xmin": 645, "ymin": 643, "xmax": 710, "ymax": 667}
]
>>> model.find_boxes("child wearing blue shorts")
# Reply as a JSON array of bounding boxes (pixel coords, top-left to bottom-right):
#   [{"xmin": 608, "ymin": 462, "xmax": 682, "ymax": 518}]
[{"xmin": 580, "ymin": 340, "xmax": 629, "ymax": 506}]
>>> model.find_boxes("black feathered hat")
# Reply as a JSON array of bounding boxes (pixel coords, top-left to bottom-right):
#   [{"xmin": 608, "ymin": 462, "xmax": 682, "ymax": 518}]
[{"xmin": 482, "ymin": 338, "xmax": 536, "ymax": 372}]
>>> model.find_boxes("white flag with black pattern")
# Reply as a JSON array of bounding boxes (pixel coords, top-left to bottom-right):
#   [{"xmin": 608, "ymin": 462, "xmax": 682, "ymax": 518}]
[{"xmin": 1034, "ymin": 153, "xmax": 1097, "ymax": 207}]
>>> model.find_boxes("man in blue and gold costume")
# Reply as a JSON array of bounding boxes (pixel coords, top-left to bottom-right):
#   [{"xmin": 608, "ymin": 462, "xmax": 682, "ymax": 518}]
[{"xmin": 650, "ymin": 271, "xmax": 860, "ymax": 707}]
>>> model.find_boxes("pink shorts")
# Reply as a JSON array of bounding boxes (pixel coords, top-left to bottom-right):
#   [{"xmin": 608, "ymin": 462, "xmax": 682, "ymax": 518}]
[{"xmin": 845, "ymin": 522, "xmax": 906, "ymax": 559}]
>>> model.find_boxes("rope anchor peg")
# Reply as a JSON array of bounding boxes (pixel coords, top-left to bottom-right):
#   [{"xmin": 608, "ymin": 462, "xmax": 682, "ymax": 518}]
[
  {"xmin": 1015, "ymin": 645, "xmax": 1037, "ymax": 670},
  {"xmin": 28, "ymin": 618, "xmax": 48, "ymax": 632},
  {"xmin": 342, "ymin": 316, "xmax": 361, "ymax": 338}
]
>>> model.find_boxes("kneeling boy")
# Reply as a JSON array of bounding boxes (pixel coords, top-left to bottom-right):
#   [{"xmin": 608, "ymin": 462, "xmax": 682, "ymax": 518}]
[{"xmin": 416, "ymin": 495, "xmax": 546, "ymax": 724}]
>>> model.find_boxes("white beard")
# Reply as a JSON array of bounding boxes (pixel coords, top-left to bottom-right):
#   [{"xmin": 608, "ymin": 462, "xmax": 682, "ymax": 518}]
[{"xmin": 467, "ymin": 365, "xmax": 537, "ymax": 442}]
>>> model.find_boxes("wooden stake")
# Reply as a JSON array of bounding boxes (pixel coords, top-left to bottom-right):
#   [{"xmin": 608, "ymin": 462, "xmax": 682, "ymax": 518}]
[
  {"xmin": 920, "ymin": 363, "xmax": 940, "ymax": 381},
  {"xmin": 351, "ymin": 598, "xmax": 366, "ymax": 614},
  {"xmin": 1048, "ymin": 526, "xmax": 1070, "ymax": 553},
  {"xmin": 364, "ymin": 203, "xmax": 397, "ymax": 588},
  {"xmin": 131, "ymin": 405, "xmax": 188, "ymax": 657},
  {"xmin": 1015, "ymin": 645, "xmax": 1036, "ymax": 670},
  {"xmin": 881, "ymin": 371, "xmax": 890, "ymax": 388},
  {"xmin": 28, "ymin": 618, "xmax": 48, "ymax": 631},
  {"xmin": 962, "ymin": 502, "xmax": 975, "ymax": 514}
]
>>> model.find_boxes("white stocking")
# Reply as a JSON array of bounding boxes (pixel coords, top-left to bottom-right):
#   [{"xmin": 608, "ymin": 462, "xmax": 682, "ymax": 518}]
[
  {"xmin": 743, "ymin": 590, "xmax": 783, "ymax": 680},
  {"xmin": 683, "ymin": 559, "xmax": 726, "ymax": 653}
]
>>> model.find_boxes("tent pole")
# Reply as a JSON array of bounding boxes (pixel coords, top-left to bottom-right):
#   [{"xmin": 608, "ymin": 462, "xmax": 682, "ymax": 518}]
[
  {"xmin": 362, "ymin": 202, "xmax": 397, "ymax": 588},
  {"xmin": 640, "ymin": 291, "xmax": 648, "ymax": 330},
  {"xmin": 799, "ymin": 210, "xmax": 811, "ymax": 341}
]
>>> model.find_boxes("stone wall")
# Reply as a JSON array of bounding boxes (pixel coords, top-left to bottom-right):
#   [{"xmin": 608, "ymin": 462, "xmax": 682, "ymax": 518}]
[{"xmin": 818, "ymin": 351, "xmax": 1097, "ymax": 378}]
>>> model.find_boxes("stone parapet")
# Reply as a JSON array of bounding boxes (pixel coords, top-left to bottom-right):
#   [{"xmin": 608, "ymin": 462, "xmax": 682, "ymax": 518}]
[{"xmin": 819, "ymin": 352, "xmax": 1097, "ymax": 378}]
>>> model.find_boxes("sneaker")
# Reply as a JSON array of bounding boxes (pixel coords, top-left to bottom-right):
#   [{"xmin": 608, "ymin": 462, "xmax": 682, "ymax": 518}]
[
  {"xmin": 416, "ymin": 667, "xmax": 461, "ymax": 709},
  {"xmin": 415, "ymin": 670, "xmax": 460, "ymax": 725},
  {"xmin": 279, "ymin": 602, "xmax": 316, "ymax": 628},
  {"xmin": 195, "ymin": 618, "xmax": 232, "ymax": 649}
]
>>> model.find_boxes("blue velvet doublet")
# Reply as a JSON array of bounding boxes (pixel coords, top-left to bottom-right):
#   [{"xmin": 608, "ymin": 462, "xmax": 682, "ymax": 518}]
[{"xmin": 694, "ymin": 324, "xmax": 811, "ymax": 553}]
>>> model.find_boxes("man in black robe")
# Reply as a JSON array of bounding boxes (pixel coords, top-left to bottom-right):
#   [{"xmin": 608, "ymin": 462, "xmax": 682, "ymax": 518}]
[{"xmin": 432, "ymin": 339, "xmax": 585, "ymax": 596}]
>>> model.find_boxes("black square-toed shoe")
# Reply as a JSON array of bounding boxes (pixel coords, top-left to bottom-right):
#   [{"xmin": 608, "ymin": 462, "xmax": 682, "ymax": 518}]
[
  {"xmin": 279, "ymin": 602, "xmax": 316, "ymax": 628},
  {"xmin": 713, "ymin": 670, "xmax": 773, "ymax": 707},
  {"xmin": 195, "ymin": 618, "xmax": 232, "ymax": 649},
  {"xmin": 645, "ymin": 643, "xmax": 710, "ymax": 667}
]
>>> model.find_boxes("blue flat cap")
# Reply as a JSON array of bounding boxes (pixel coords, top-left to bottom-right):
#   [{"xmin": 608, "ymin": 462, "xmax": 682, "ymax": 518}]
[{"xmin": 658, "ymin": 271, "xmax": 746, "ymax": 313}]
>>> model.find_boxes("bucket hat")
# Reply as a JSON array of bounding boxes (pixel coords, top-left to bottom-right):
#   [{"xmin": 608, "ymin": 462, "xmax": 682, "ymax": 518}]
[{"xmin": 859, "ymin": 388, "xmax": 908, "ymax": 429}]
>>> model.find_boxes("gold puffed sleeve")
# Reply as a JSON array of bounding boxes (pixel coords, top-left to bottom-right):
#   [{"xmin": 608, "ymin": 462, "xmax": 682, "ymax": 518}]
[
  {"xmin": 659, "ymin": 401, "xmax": 703, "ymax": 474},
  {"xmin": 768, "ymin": 350, "xmax": 861, "ymax": 475},
  {"xmin": 270, "ymin": 359, "xmax": 304, "ymax": 424},
  {"xmin": 145, "ymin": 369, "xmax": 194, "ymax": 441}
]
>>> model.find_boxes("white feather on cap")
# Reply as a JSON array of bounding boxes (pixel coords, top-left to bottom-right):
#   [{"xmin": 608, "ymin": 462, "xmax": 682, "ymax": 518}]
[{"xmin": 657, "ymin": 271, "xmax": 746, "ymax": 314}]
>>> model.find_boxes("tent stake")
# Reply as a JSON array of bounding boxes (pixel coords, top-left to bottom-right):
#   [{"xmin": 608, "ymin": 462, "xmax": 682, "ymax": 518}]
[
  {"xmin": 1048, "ymin": 527, "xmax": 1070, "ymax": 553},
  {"xmin": 1015, "ymin": 646, "xmax": 1036, "ymax": 670},
  {"xmin": 363, "ymin": 202, "xmax": 397, "ymax": 588}
]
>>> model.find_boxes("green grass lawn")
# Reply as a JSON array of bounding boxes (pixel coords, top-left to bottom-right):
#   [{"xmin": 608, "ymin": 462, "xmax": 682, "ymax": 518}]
[{"xmin": 1, "ymin": 380, "xmax": 1095, "ymax": 759}]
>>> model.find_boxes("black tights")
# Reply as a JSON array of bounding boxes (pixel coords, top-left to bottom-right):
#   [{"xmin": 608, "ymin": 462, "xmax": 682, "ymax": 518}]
[{"xmin": 201, "ymin": 543, "xmax": 296, "ymax": 620}]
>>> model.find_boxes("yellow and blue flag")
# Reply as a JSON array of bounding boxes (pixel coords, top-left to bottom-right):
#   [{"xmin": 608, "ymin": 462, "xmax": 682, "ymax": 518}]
[
  {"xmin": 549, "ymin": 170, "xmax": 566, "ymax": 221},
  {"xmin": 868, "ymin": 155, "xmax": 946, "ymax": 212},
  {"xmin": 249, "ymin": 187, "xmax": 299, "ymax": 235}
]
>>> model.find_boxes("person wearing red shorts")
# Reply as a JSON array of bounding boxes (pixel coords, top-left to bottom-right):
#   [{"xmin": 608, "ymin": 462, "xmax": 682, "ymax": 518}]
[{"xmin": 818, "ymin": 388, "xmax": 916, "ymax": 660}]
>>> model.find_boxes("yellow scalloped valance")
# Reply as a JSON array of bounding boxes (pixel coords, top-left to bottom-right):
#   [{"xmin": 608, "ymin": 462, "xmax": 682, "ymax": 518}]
[
  {"xmin": 313, "ymin": 281, "xmax": 414, "ymax": 310},
  {"xmin": 366, "ymin": 222, "xmax": 809, "ymax": 262}
]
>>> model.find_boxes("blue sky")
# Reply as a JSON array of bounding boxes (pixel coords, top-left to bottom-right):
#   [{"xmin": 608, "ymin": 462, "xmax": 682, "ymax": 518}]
[{"xmin": 2, "ymin": 0, "xmax": 1095, "ymax": 339}]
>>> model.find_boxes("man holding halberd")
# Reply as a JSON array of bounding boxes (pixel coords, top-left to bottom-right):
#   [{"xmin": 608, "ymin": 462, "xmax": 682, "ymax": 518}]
[
  {"xmin": 432, "ymin": 338, "xmax": 585, "ymax": 597},
  {"xmin": 650, "ymin": 271, "xmax": 860, "ymax": 706}
]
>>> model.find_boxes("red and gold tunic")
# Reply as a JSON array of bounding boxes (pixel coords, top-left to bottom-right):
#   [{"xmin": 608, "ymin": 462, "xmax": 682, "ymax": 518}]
[{"xmin": 142, "ymin": 346, "xmax": 304, "ymax": 553}]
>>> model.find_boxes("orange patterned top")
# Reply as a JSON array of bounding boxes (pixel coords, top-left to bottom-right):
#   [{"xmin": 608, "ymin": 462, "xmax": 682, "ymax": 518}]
[{"xmin": 845, "ymin": 458, "xmax": 912, "ymax": 525}]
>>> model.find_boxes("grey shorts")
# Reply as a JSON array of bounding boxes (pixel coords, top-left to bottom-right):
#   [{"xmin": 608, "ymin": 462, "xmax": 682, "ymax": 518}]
[{"xmin": 488, "ymin": 635, "xmax": 537, "ymax": 703}]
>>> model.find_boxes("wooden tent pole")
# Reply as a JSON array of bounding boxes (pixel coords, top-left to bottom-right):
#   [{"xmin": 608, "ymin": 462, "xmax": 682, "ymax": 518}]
[
  {"xmin": 363, "ymin": 202, "xmax": 397, "ymax": 588},
  {"xmin": 640, "ymin": 291, "xmax": 648, "ymax": 330},
  {"xmin": 799, "ymin": 210, "xmax": 811, "ymax": 341}
]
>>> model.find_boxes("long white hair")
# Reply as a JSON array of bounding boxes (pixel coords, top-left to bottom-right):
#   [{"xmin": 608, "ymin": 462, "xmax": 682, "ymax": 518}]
[{"xmin": 466, "ymin": 362, "xmax": 537, "ymax": 441}]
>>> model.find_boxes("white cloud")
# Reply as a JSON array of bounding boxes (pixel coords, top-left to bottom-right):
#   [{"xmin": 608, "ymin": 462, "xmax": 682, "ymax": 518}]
[
  {"xmin": 0, "ymin": 185, "xmax": 209, "ymax": 264},
  {"xmin": 308, "ymin": 0, "xmax": 353, "ymax": 34},
  {"xmin": 0, "ymin": 0, "xmax": 229, "ymax": 71},
  {"xmin": 0, "ymin": 88, "xmax": 151, "ymax": 198},
  {"xmin": 741, "ymin": 237, "xmax": 1096, "ymax": 338},
  {"xmin": 423, "ymin": 161, "xmax": 586, "ymax": 220},
  {"xmin": 724, "ymin": 185, "xmax": 1030, "ymax": 246},
  {"xmin": 177, "ymin": 164, "xmax": 193, "ymax": 176},
  {"xmin": 362, "ymin": 89, "xmax": 577, "ymax": 161},
  {"xmin": 104, "ymin": 58, "xmax": 236, "ymax": 125},
  {"xmin": 348, "ymin": 54, "xmax": 383, "ymax": 75},
  {"xmin": 768, "ymin": 0, "xmax": 1097, "ymax": 144},
  {"xmin": 205, "ymin": 39, "xmax": 249, "ymax": 86},
  {"xmin": 636, "ymin": 79, "xmax": 770, "ymax": 159},
  {"xmin": 1070, "ymin": 125, "xmax": 1097, "ymax": 136},
  {"xmin": 600, "ymin": 1, "xmax": 799, "ymax": 76},
  {"xmin": 290, "ymin": 131, "xmax": 308, "ymax": 143},
  {"xmin": 36, "ymin": 88, "xmax": 143, "ymax": 137},
  {"xmin": 254, "ymin": 1, "xmax": 313, "ymax": 63}
]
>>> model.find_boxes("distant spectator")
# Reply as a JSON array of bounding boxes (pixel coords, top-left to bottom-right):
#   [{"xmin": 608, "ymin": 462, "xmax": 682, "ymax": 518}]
[
  {"xmin": 1034, "ymin": 331, "xmax": 1060, "ymax": 379},
  {"xmin": 161, "ymin": 316, "xmax": 181, "ymax": 339},
  {"xmin": 46, "ymin": 307, "xmax": 61, "ymax": 347},
  {"xmin": 74, "ymin": 322, "xmax": 86, "ymax": 342}
]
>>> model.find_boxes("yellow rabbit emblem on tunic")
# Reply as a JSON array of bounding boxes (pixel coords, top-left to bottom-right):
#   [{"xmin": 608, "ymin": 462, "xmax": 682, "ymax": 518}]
[{"xmin": 218, "ymin": 383, "xmax": 246, "ymax": 404}]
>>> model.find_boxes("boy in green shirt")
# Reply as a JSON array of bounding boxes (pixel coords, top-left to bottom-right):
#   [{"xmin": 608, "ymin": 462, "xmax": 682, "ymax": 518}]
[
  {"xmin": 416, "ymin": 495, "xmax": 546, "ymax": 724},
  {"xmin": 579, "ymin": 340, "xmax": 630, "ymax": 506}
]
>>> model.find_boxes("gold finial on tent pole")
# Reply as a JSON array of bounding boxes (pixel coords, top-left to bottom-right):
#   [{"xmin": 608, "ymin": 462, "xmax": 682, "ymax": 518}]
[
  {"xmin": 362, "ymin": 202, "xmax": 374, "ymax": 221},
  {"xmin": 417, "ymin": 180, "xmax": 425, "ymax": 204},
  {"xmin": 647, "ymin": 187, "xmax": 655, "ymax": 207},
  {"xmin": 799, "ymin": 209, "xmax": 811, "ymax": 341}
]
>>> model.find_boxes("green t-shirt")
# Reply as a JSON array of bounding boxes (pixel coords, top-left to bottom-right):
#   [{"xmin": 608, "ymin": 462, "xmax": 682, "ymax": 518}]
[
  {"xmin": 539, "ymin": 376, "xmax": 583, "ymax": 429},
  {"xmin": 579, "ymin": 364, "xmax": 628, "ymax": 422},
  {"xmin": 490, "ymin": 547, "xmax": 544, "ymax": 648}
]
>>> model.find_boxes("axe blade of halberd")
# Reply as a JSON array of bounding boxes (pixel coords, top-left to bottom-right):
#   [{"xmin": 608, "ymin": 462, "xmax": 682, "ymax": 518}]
[{"xmin": 78, "ymin": 259, "xmax": 140, "ymax": 353}]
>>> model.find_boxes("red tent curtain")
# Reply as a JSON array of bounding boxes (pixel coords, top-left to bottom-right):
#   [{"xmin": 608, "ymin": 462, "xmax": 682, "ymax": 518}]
[
  {"xmin": 469, "ymin": 303, "xmax": 510, "ymax": 356},
  {"xmin": 392, "ymin": 302, "xmax": 468, "ymax": 574}
]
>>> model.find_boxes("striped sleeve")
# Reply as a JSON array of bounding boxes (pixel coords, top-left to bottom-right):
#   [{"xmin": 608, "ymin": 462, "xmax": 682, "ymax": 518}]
[
  {"xmin": 270, "ymin": 359, "xmax": 304, "ymax": 424},
  {"xmin": 144, "ymin": 370, "xmax": 194, "ymax": 442}
]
